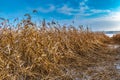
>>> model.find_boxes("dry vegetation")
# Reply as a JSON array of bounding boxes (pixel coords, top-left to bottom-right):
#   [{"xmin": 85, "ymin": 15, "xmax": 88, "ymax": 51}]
[
  {"xmin": 0, "ymin": 17, "xmax": 120, "ymax": 80},
  {"xmin": 112, "ymin": 34, "xmax": 120, "ymax": 44}
]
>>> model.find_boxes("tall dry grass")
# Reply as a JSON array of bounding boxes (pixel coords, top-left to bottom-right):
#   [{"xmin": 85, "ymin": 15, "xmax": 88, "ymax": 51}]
[
  {"xmin": 0, "ymin": 19, "xmax": 118, "ymax": 80},
  {"xmin": 112, "ymin": 34, "xmax": 120, "ymax": 44}
]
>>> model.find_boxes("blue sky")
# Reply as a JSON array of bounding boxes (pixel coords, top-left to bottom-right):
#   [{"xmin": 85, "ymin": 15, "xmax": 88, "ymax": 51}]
[{"xmin": 0, "ymin": 0, "xmax": 120, "ymax": 31}]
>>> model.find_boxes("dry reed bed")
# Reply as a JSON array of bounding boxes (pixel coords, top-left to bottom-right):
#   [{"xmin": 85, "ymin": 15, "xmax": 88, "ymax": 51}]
[
  {"xmin": 112, "ymin": 34, "xmax": 120, "ymax": 44},
  {"xmin": 0, "ymin": 24, "xmax": 118, "ymax": 79}
]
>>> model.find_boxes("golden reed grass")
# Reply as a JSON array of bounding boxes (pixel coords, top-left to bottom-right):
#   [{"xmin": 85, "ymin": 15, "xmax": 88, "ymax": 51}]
[
  {"xmin": 112, "ymin": 34, "xmax": 120, "ymax": 44},
  {"xmin": 0, "ymin": 19, "xmax": 118, "ymax": 80}
]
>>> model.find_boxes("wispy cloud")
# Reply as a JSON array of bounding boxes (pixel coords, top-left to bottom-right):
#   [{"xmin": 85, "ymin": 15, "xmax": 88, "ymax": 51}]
[
  {"xmin": 58, "ymin": 10, "xmax": 120, "ymax": 31},
  {"xmin": 38, "ymin": 4, "xmax": 55, "ymax": 13},
  {"xmin": 57, "ymin": 5, "xmax": 77, "ymax": 15},
  {"xmin": 88, "ymin": 11, "xmax": 120, "ymax": 22},
  {"xmin": 90, "ymin": 9, "xmax": 111, "ymax": 14},
  {"xmin": 104, "ymin": 11, "xmax": 120, "ymax": 21},
  {"xmin": 79, "ymin": 0, "xmax": 89, "ymax": 12},
  {"xmin": 57, "ymin": 0, "xmax": 111, "ymax": 17},
  {"xmin": 57, "ymin": 0, "xmax": 89, "ymax": 15}
]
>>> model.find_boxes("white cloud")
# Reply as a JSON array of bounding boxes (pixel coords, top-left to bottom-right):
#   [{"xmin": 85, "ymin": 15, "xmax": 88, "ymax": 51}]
[
  {"xmin": 80, "ymin": 2, "xmax": 85, "ymax": 6},
  {"xmin": 57, "ymin": 0, "xmax": 89, "ymax": 15},
  {"xmin": 106, "ymin": 11, "xmax": 120, "ymax": 21},
  {"xmin": 57, "ymin": 5, "xmax": 75, "ymax": 15},
  {"xmin": 90, "ymin": 9, "xmax": 111, "ymax": 14},
  {"xmin": 78, "ymin": 0, "xmax": 111, "ymax": 16},
  {"xmin": 57, "ymin": 0, "xmax": 111, "ymax": 17},
  {"xmin": 38, "ymin": 5, "xmax": 55, "ymax": 13},
  {"xmin": 80, "ymin": 0, "xmax": 88, "ymax": 6},
  {"xmin": 80, "ymin": 5, "xmax": 89, "ymax": 12},
  {"xmin": 79, "ymin": 0, "xmax": 89, "ymax": 13},
  {"xmin": 56, "ymin": 0, "xmax": 120, "ymax": 31},
  {"xmin": 58, "ymin": 11, "xmax": 120, "ymax": 31},
  {"xmin": 88, "ymin": 11, "xmax": 120, "ymax": 22},
  {"xmin": 78, "ymin": 11, "xmax": 120, "ymax": 31}
]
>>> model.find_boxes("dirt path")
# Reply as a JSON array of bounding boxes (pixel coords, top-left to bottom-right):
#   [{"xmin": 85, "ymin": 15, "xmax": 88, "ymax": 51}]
[{"xmin": 80, "ymin": 44, "xmax": 120, "ymax": 80}]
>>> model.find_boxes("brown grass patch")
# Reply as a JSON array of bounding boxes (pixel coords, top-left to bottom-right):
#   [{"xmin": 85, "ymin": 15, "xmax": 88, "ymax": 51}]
[{"xmin": 0, "ymin": 20, "xmax": 118, "ymax": 80}]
